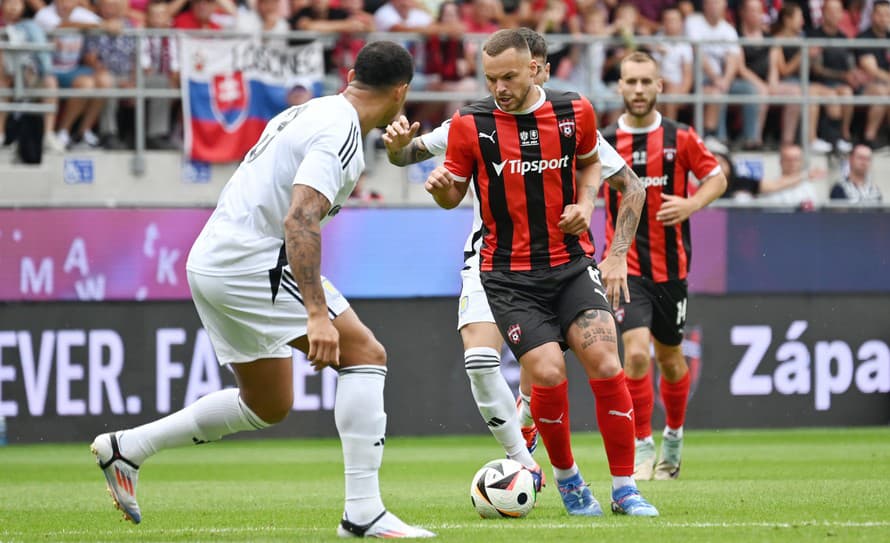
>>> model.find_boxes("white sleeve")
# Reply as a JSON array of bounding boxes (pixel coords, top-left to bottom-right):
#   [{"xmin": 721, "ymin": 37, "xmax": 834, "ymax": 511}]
[
  {"xmin": 419, "ymin": 119, "xmax": 450, "ymax": 157},
  {"xmin": 596, "ymin": 131, "xmax": 626, "ymax": 179},
  {"xmin": 292, "ymin": 148, "xmax": 343, "ymax": 206}
]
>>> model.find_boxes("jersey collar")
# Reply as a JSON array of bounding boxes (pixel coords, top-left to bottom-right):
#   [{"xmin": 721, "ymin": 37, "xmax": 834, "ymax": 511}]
[{"xmin": 618, "ymin": 111, "xmax": 662, "ymax": 134}]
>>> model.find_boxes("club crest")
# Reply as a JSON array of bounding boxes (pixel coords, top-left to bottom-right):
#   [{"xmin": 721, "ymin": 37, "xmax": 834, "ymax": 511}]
[
  {"xmin": 210, "ymin": 71, "xmax": 249, "ymax": 131},
  {"xmin": 558, "ymin": 118, "xmax": 575, "ymax": 138},
  {"xmin": 506, "ymin": 324, "xmax": 522, "ymax": 345}
]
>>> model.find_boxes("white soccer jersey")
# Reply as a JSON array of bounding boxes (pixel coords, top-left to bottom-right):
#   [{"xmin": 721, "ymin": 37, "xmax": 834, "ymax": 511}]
[
  {"xmin": 187, "ymin": 94, "xmax": 364, "ymax": 275},
  {"xmin": 421, "ymin": 119, "xmax": 628, "ymax": 271}
]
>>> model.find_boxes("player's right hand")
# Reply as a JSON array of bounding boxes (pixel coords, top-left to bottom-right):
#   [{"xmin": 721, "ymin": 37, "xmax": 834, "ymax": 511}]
[
  {"xmin": 382, "ymin": 115, "xmax": 420, "ymax": 152},
  {"xmin": 306, "ymin": 315, "xmax": 340, "ymax": 371},
  {"xmin": 425, "ymin": 165, "xmax": 456, "ymax": 195}
]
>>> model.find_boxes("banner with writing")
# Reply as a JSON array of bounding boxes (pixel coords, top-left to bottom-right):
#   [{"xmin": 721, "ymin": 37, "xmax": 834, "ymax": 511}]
[{"xmin": 181, "ymin": 38, "xmax": 324, "ymax": 163}]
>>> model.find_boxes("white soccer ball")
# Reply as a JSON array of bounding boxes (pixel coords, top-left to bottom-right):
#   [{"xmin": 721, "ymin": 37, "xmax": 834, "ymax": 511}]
[{"xmin": 470, "ymin": 458, "xmax": 536, "ymax": 518}]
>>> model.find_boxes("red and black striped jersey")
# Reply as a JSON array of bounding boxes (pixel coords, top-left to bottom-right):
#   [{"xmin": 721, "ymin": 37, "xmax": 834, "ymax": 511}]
[
  {"xmin": 443, "ymin": 89, "xmax": 599, "ymax": 272},
  {"xmin": 601, "ymin": 112, "xmax": 720, "ymax": 282}
]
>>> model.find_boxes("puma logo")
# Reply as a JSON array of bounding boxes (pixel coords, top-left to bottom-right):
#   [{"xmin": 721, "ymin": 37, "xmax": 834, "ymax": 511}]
[
  {"xmin": 478, "ymin": 129, "xmax": 496, "ymax": 143},
  {"xmin": 538, "ymin": 413, "xmax": 565, "ymax": 424},
  {"xmin": 608, "ymin": 408, "xmax": 634, "ymax": 420}
]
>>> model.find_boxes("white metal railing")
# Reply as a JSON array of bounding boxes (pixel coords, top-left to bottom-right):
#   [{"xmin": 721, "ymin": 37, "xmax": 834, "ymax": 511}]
[{"xmin": 1, "ymin": 30, "xmax": 888, "ymax": 193}]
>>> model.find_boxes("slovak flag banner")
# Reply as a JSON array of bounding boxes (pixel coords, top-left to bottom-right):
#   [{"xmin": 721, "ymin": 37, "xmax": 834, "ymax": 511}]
[{"xmin": 181, "ymin": 37, "xmax": 324, "ymax": 163}]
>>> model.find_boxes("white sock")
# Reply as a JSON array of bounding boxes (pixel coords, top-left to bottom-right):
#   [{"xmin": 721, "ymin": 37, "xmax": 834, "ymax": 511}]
[
  {"xmin": 465, "ymin": 347, "xmax": 535, "ymax": 468},
  {"xmin": 664, "ymin": 426, "xmax": 683, "ymax": 440},
  {"xmin": 336, "ymin": 365, "xmax": 388, "ymax": 525},
  {"xmin": 518, "ymin": 391, "xmax": 534, "ymax": 427},
  {"xmin": 119, "ymin": 388, "xmax": 269, "ymax": 465},
  {"xmin": 613, "ymin": 476, "xmax": 635, "ymax": 490},
  {"xmin": 554, "ymin": 463, "xmax": 579, "ymax": 482},
  {"xmin": 636, "ymin": 435, "xmax": 655, "ymax": 445}
]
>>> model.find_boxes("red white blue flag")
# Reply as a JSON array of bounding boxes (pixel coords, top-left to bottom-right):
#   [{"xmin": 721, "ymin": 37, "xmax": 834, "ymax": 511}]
[{"xmin": 181, "ymin": 38, "xmax": 324, "ymax": 163}]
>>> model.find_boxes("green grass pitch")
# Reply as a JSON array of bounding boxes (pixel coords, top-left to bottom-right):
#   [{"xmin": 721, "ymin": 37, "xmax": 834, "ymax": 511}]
[{"xmin": 1, "ymin": 427, "xmax": 888, "ymax": 542}]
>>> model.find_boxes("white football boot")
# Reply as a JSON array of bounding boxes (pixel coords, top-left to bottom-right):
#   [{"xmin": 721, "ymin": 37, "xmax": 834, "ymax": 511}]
[
  {"xmin": 90, "ymin": 432, "xmax": 142, "ymax": 524},
  {"xmin": 337, "ymin": 510, "xmax": 435, "ymax": 538}
]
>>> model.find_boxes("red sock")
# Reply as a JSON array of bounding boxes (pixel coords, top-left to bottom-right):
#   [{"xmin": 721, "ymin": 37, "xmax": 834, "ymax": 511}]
[
  {"xmin": 531, "ymin": 380, "xmax": 573, "ymax": 470},
  {"xmin": 625, "ymin": 373, "xmax": 654, "ymax": 440},
  {"xmin": 589, "ymin": 372, "xmax": 635, "ymax": 476},
  {"xmin": 660, "ymin": 371, "xmax": 691, "ymax": 429}
]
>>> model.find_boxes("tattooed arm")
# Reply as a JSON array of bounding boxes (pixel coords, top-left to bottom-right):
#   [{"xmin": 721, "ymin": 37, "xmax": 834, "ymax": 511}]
[
  {"xmin": 382, "ymin": 115, "xmax": 435, "ymax": 166},
  {"xmin": 285, "ymin": 185, "xmax": 339, "ymax": 369},
  {"xmin": 598, "ymin": 164, "xmax": 645, "ymax": 309}
]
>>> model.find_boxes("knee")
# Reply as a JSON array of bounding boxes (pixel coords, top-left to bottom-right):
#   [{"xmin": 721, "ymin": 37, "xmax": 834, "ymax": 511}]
[
  {"xmin": 624, "ymin": 346, "xmax": 651, "ymax": 375},
  {"xmin": 243, "ymin": 394, "xmax": 292, "ymax": 425}
]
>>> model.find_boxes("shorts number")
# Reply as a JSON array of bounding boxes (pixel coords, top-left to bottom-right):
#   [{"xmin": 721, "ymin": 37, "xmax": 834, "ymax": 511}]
[
  {"xmin": 676, "ymin": 298, "xmax": 688, "ymax": 326},
  {"xmin": 587, "ymin": 267, "xmax": 603, "ymax": 287}
]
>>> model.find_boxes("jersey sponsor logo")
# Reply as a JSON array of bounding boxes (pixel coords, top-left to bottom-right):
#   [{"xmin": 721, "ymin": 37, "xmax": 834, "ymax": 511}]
[
  {"xmin": 558, "ymin": 118, "xmax": 575, "ymax": 138},
  {"xmin": 519, "ymin": 129, "xmax": 539, "ymax": 147},
  {"xmin": 492, "ymin": 155, "xmax": 571, "ymax": 177},
  {"xmin": 641, "ymin": 175, "xmax": 669, "ymax": 188},
  {"xmin": 507, "ymin": 323, "xmax": 522, "ymax": 344},
  {"xmin": 478, "ymin": 129, "xmax": 497, "ymax": 143}
]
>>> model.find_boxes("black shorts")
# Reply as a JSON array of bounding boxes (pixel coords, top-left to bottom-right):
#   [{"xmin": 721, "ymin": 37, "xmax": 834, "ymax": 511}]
[
  {"xmin": 614, "ymin": 275, "xmax": 688, "ymax": 346},
  {"xmin": 481, "ymin": 256, "xmax": 613, "ymax": 359}
]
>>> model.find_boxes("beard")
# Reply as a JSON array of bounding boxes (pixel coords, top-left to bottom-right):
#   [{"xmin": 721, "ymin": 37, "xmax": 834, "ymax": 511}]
[
  {"xmin": 499, "ymin": 83, "xmax": 534, "ymax": 112},
  {"xmin": 623, "ymin": 95, "xmax": 657, "ymax": 118}
]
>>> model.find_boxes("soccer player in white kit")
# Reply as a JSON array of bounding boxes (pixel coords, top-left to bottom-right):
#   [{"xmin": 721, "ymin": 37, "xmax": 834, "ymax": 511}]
[
  {"xmin": 90, "ymin": 41, "xmax": 434, "ymax": 538},
  {"xmin": 382, "ymin": 28, "xmax": 632, "ymax": 494}
]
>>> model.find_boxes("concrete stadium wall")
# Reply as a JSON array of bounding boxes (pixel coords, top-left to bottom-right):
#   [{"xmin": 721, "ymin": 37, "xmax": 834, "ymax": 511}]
[{"xmin": 2, "ymin": 146, "xmax": 889, "ymax": 208}]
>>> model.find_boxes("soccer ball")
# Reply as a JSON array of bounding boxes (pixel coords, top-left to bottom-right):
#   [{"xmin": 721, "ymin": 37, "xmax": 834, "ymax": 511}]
[{"xmin": 469, "ymin": 458, "xmax": 536, "ymax": 518}]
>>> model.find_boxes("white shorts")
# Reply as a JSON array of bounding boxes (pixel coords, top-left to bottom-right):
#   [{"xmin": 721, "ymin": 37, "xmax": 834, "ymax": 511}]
[
  {"xmin": 188, "ymin": 268, "xmax": 350, "ymax": 365},
  {"xmin": 457, "ymin": 267, "xmax": 495, "ymax": 330}
]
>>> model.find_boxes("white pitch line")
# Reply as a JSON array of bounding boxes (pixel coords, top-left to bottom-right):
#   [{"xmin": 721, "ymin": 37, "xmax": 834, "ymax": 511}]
[{"xmin": 4, "ymin": 520, "xmax": 889, "ymax": 538}]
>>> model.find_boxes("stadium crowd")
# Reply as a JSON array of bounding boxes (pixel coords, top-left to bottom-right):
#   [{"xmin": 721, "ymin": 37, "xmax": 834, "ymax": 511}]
[{"xmin": 0, "ymin": 1, "xmax": 887, "ymax": 193}]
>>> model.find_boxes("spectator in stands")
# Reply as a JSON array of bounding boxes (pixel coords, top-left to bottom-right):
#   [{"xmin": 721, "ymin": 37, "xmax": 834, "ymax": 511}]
[
  {"xmin": 625, "ymin": 0, "xmax": 674, "ymax": 35},
  {"xmin": 236, "ymin": 0, "xmax": 289, "ymax": 46},
  {"xmin": 652, "ymin": 6, "xmax": 693, "ymax": 121},
  {"xmin": 855, "ymin": 0, "xmax": 890, "ymax": 149},
  {"xmin": 809, "ymin": 0, "xmax": 859, "ymax": 150},
  {"xmin": 373, "ymin": 0, "xmax": 433, "ymax": 88},
  {"xmin": 757, "ymin": 143, "xmax": 826, "ymax": 208},
  {"xmin": 737, "ymin": 0, "xmax": 797, "ymax": 149},
  {"xmin": 771, "ymin": 3, "xmax": 851, "ymax": 154},
  {"xmin": 712, "ymin": 147, "xmax": 764, "ymax": 201},
  {"xmin": 83, "ymin": 0, "xmax": 139, "ymax": 149},
  {"xmin": 686, "ymin": 0, "xmax": 764, "ymax": 152},
  {"xmin": 373, "ymin": 0, "xmax": 431, "ymax": 32},
  {"xmin": 596, "ymin": 3, "xmax": 644, "ymax": 124},
  {"xmin": 173, "ymin": 0, "xmax": 223, "ymax": 29},
  {"xmin": 425, "ymin": 2, "xmax": 476, "ymax": 90},
  {"xmin": 290, "ymin": 0, "xmax": 373, "ymax": 92},
  {"xmin": 0, "ymin": 0, "xmax": 65, "ymax": 152},
  {"xmin": 35, "ymin": 0, "xmax": 114, "ymax": 149},
  {"xmin": 461, "ymin": 0, "xmax": 502, "ymax": 33},
  {"xmin": 141, "ymin": 0, "xmax": 180, "ymax": 150},
  {"xmin": 830, "ymin": 143, "xmax": 882, "ymax": 203}
]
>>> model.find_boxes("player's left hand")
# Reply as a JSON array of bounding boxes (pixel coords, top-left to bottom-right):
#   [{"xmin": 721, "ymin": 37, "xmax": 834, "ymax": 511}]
[
  {"xmin": 598, "ymin": 254, "xmax": 630, "ymax": 311},
  {"xmin": 558, "ymin": 202, "xmax": 593, "ymax": 236},
  {"xmin": 656, "ymin": 194, "xmax": 696, "ymax": 226},
  {"xmin": 382, "ymin": 115, "xmax": 420, "ymax": 153}
]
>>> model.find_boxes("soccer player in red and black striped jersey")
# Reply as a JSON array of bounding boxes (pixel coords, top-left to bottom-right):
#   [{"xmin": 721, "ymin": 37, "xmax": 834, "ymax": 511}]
[
  {"xmin": 601, "ymin": 51, "xmax": 727, "ymax": 481},
  {"xmin": 427, "ymin": 29, "xmax": 658, "ymax": 517}
]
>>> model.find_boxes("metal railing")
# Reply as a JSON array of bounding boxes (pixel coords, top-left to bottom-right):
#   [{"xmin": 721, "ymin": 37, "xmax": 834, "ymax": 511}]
[{"xmin": 2, "ymin": 30, "xmax": 889, "ymax": 180}]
